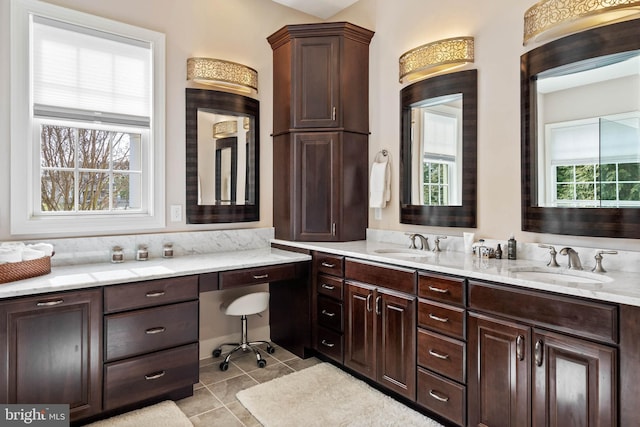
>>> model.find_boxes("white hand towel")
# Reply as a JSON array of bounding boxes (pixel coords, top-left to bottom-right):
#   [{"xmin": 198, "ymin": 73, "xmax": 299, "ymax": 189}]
[
  {"xmin": 22, "ymin": 248, "xmax": 45, "ymax": 261},
  {"xmin": 0, "ymin": 247, "xmax": 23, "ymax": 263},
  {"xmin": 369, "ymin": 152, "xmax": 391, "ymax": 208},
  {"xmin": 27, "ymin": 243, "xmax": 54, "ymax": 257}
]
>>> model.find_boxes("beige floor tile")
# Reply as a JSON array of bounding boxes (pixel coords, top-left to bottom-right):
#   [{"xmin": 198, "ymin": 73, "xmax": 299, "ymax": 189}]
[
  {"xmin": 284, "ymin": 356, "xmax": 321, "ymax": 372},
  {"xmin": 269, "ymin": 346, "xmax": 297, "ymax": 362},
  {"xmin": 176, "ymin": 387, "xmax": 223, "ymax": 417},
  {"xmin": 209, "ymin": 374, "xmax": 260, "ymax": 405},
  {"xmin": 229, "ymin": 349, "xmax": 275, "ymax": 372},
  {"xmin": 199, "ymin": 361, "xmax": 244, "ymax": 386},
  {"xmin": 246, "ymin": 361, "xmax": 294, "ymax": 384},
  {"xmin": 190, "ymin": 406, "xmax": 244, "ymax": 427},
  {"xmin": 226, "ymin": 401, "xmax": 262, "ymax": 427}
]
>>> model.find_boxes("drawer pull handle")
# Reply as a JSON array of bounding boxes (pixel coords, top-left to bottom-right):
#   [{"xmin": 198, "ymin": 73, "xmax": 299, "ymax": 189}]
[
  {"xmin": 253, "ymin": 274, "xmax": 269, "ymax": 280},
  {"xmin": 366, "ymin": 293, "xmax": 373, "ymax": 312},
  {"xmin": 145, "ymin": 327, "xmax": 166, "ymax": 335},
  {"xmin": 375, "ymin": 296, "xmax": 382, "ymax": 315},
  {"xmin": 144, "ymin": 370, "xmax": 166, "ymax": 380},
  {"xmin": 36, "ymin": 299, "xmax": 64, "ymax": 307},
  {"xmin": 516, "ymin": 335, "xmax": 525, "ymax": 361},
  {"xmin": 428, "ymin": 286, "xmax": 449, "ymax": 294},
  {"xmin": 321, "ymin": 310, "xmax": 336, "ymax": 318},
  {"xmin": 321, "ymin": 283, "xmax": 336, "ymax": 290},
  {"xmin": 321, "ymin": 339, "xmax": 335, "ymax": 348},
  {"xmin": 321, "ymin": 262, "xmax": 335, "ymax": 268},
  {"xmin": 146, "ymin": 291, "xmax": 165, "ymax": 298},
  {"xmin": 429, "ymin": 389, "xmax": 450, "ymax": 402},
  {"xmin": 429, "ymin": 313, "xmax": 449, "ymax": 323},
  {"xmin": 428, "ymin": 349, "xmax": 450, "ymax": 360}
]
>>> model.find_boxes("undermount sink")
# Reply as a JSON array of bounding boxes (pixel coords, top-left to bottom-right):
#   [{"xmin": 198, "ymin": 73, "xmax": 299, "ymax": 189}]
[
  {"xmin": 508, "ymin": 266, "xmax": 612, "ymax": 284},
  {"xmin": 373, "ymin": 248, "xmax": 435, "ymax": 258}
]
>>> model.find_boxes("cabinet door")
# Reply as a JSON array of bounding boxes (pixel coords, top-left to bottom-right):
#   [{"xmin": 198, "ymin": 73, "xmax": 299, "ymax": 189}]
[
  {"xmin": 293, "ymin": 132, "xmax": 341, "ymax": 241},
  {"xmin": 468, "ymin": 313, "xmax": 530, "ymax": 427},
  {"xmin": 0, "ymin": 289, "xmax": 102, "ymax": 421},
  {"xmin": 532, "ymin": 329, "xmax": 616, "ymax": 427},
  {"xmin": 377, "ymin": 289, "xmax": 416, "ymax": 400},
  {"xmin": 344, "ymin": 281, "xmax": 376, "ymax": 380},
  {"xmin": 293, "ymin": 36, "xmax": 340, "ymax": 129}
]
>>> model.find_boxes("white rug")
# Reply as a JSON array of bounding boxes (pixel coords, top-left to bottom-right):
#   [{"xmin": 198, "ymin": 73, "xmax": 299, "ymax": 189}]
[
  {"xmin": 237, "ymin": 362, "xmax": 443, "ymax": 427},
  {"xmin": 85, "ymin": 400, "xmax": 192, "ymax": 427}
]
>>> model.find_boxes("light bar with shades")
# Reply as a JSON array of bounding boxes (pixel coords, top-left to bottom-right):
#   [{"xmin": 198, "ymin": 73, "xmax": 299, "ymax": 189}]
[
  {"xmin": 213, "ymin": 120, "xmax": 238, "ymax": 139},
  {"xmin": 524, "ymin": 0, "xmax": 640, "ymax": 45},
  {"xmin": 399, "ymin": 36, "xmax": 474, "ymax": 84},
  {"xmin": 187, "ymin": 57, "xmax": 258, "ymax": 93}
]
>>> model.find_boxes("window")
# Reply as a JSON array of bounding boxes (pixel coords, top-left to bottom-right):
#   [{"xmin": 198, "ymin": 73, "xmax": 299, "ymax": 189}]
[
  {"xmin": 10, "ymin": 0, "xmax": 165, "ymax": 236},
  {"xmin": 543, "ymin": 114, "xmax": 640, "ymax": 207}
]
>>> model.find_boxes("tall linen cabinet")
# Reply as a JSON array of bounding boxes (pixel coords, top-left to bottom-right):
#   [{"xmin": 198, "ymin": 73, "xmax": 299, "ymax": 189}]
[{"xmin": 268, "ymin": 22, "xmax": 374, "ymax": 241}]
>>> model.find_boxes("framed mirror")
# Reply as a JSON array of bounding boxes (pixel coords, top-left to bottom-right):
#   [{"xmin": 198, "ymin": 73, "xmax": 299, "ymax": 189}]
[
  {"xmin": 400, "ymin": 69, "xmax": 477, "ymax": 227},
  {"xmin": 186, "ymin": 88, "xmax": 259, "ymax": 223},
  {"xmin": 521, "ymin": 19, "xmax": 640, "ymax": 238}
]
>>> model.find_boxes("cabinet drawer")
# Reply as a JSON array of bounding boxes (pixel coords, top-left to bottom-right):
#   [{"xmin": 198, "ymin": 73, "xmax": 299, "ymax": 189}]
[
  {"xmin": 417, "ymin": 368, "xmax": 466, "ymax": 427},
  {"xmin": 315, "ymin": 326, "xmax": 343, "ymax": 363},
  {"xmin": 418, "ymin": 300, "xmax": 465, "ymax": 339},
  {"xmin": 418, "ymin": 329, "xmax": 465, "ymax": 383},
  {"xmin": 317, "ymin": 274, "xmax": 343, "ymax": 301},
  {"xmin": 317, "ymin": 296, "xmax": 343, "ymax": 332},
  {"xmin": 314, "ymin": 252, "xmax": 345, "ymax": 276},
  {"xmin": 105, "ymin": 300, "xmax": 199, "ymax": 361},
  {"xmin": 104, "ymin": 343, "xmax": 198, "ymax": 410},
  {"xmin": 419, "ymin": 272, "xmax": 465, "ymax": 306},
  {"xmin": 104, "ymin": 276, "xmax": 198, "ymax": 313},
  {"xmin": 468, "ymin": 280, "xmax": 618, "ymax": 344},
  {"xmin": 345, "ymin": 259, "xmax": 416, "ymax": 295},
  {"xmin": 219, "ymin": 263, "xmax": 297, "ymax": 289}
]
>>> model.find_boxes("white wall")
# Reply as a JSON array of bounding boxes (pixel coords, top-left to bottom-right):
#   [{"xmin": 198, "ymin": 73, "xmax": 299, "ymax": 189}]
[{"xmin": 1, "ymin": 0, "xmax": 638, "ymax": 250}]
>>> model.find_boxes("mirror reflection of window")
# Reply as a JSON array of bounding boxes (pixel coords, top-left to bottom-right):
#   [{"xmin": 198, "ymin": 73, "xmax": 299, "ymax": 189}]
[
  {"xmin": 410, "ymin": 93, "xmax": 462, "ymax": 206},
  {"xmin": 536, "ymin": 51, "xmax": 640, "ymax": 208}
]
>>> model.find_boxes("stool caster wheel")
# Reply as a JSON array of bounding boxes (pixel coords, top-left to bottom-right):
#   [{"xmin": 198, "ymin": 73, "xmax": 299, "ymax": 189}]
[
  {"xmin": 212, "ymin": 349, "xmax": 222, "ymax": 358},
  {"xmin": 267, "ymin": 346, "xmax": 275, "ymax": 354},
  {"xmin": 219, "ymin": 361, "xmax": 229, "ymax": 371},
  {"xmin": 257, "ymin": 359, "xmax": 267, "ymax": 368}
]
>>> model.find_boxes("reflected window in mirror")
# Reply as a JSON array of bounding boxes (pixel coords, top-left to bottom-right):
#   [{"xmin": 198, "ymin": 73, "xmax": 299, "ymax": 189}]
[
  {"xmin": 521, "ymin": 20, "xmax": 640, "ymax": 238},
  {"xmin": 186, "ymin": 88, "xmax": 259, "ymax": 223},
  {"xmin": 400, "ymin": 70, "xmax": 477, "ymax": 227}
]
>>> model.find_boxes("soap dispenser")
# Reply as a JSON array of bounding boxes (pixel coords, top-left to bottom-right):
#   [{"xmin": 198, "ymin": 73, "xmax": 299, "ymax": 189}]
[{"xmin": 507, "ymin": 235, "xmax": 517, "ymax": 260}]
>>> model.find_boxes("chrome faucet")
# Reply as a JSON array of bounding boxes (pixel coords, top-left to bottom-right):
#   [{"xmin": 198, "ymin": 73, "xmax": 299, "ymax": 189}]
[
  {"xmin": 592, "ymin": 250, "xmax": 618, "ymax": 273},
  {"xmin": 559, "ymin": 247, "xmax": 583, "ymax": 270},
  {"xmin": 406, "ymin": 233, "xmax": 429, "ymax": 251}
]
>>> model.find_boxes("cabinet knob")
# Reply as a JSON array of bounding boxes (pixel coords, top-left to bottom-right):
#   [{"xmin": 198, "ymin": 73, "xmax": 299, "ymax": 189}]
[
  {"xmin": 535, "ymin": 339, "xmax": 544, "ymax": 367},
  {"xmin": 516, "ymin": 335, "xmax": 525, "ymax": 361}
]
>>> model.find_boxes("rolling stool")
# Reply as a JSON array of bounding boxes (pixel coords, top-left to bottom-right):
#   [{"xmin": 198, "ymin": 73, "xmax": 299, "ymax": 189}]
[{"xmin": 212, "ymin": 291, "xmax": 275, "ymax": 371}]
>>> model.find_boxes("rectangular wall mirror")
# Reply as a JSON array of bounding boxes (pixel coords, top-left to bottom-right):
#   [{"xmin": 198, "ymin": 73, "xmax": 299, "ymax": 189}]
[{"xmin": 186, "ymin": 88, "xmax": 259, "ymax": 223}]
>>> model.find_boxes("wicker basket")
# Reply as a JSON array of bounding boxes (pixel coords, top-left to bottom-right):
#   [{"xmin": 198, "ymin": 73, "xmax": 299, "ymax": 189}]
[{"xmin": 0, "ymin": 256, "xmax": 52, "ymax": 284}]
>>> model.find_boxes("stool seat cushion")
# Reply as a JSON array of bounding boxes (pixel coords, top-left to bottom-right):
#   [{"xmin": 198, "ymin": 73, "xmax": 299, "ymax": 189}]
[{"xmin": 223, "ymin": 292, "xmax": 270, "ymax": 316}]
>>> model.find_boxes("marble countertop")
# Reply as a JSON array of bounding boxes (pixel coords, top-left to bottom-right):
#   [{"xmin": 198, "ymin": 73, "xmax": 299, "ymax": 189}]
[
  {"xmin": 0, "ymin": 247, "xmax": 311, "ymax": 299},
  {"xmin": 272, "ymin": 239, "xmax": 640, "ymax": 307}
]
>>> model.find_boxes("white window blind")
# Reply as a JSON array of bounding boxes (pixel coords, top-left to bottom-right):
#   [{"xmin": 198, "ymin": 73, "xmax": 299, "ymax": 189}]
[{"xmin": 32, "ymin": 15, "xmax": 151, "ymax": 126}]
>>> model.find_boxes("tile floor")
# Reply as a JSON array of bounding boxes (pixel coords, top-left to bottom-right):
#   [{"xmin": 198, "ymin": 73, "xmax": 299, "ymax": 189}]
[{"xmin": 176, "ymin": 345, "xmax": 321, "ymax": 426}]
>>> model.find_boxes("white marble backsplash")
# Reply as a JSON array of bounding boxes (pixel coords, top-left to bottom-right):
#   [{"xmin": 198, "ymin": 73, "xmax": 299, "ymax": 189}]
[
  {"xmin": 16, "ymin": 228, "xmax": 275, "ymax": 267},
  {"xmin": 367, "ymin": 229, "xmax": 640, "ymax": 274}
]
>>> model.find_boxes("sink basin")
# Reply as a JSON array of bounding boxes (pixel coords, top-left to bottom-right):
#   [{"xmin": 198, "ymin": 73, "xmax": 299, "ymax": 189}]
[
  {"xmin": 508, "ymin": 267, "xmax": 612, "ymax": 284},
  {"xmin": 373, "ymin": 248, "xmax": 434, "ymax": 259}
]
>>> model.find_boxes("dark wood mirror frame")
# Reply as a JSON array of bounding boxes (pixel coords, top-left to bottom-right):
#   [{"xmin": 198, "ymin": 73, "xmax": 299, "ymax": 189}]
[
  {"xmin": 400, "ymin": 69, "xmax": 477, "ymax": 227},
  {"xmin": 186, "ymin": 88, "xmax": 259, "ymax": 223},
  {"xmin": 521, "ymin": 20, "xmax": 640, "ymax": 238}
]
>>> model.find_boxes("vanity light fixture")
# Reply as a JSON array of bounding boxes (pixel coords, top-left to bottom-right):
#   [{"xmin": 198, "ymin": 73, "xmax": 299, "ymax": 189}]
[
  {"xmin": 213, "ymin": 120, "xmax": 237, "ymax": 139},
  {"xmin": 524, "ymin": 0, "xmax": 640, "ymax": 45},
  {"xmin": 399, "ymin": 37, "xmax": 474, "ymax": 84},
  {"xmin": 187, "ymin": 57, "xmax": 258, "ymax": 94}
]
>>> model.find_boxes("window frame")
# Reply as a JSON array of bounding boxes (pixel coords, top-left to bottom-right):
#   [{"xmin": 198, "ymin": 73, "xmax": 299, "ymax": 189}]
[{"xmin": 10, "ymin": 0, "xmax": 165, "ymax": 237}]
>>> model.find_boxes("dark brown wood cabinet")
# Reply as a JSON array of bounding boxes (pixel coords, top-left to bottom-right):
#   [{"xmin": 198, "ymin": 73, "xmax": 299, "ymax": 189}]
[
  {"xmin": 268, "ymin": 22, "xmax": 374, "ymax": 242},
  {"xmin": 311, "ymin": 252, "xmax": 345, "ymax": 363},
  {"xmin": 0, "ymin": 289, "xmax": 102, "ymax": 421},
  {"xmin": 468, "ymin": 280, "xmax": 618, "ymax": 427},
  {"xmin": 344, "ymin": 259, "xmax": 417, "ymax": 400}
]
